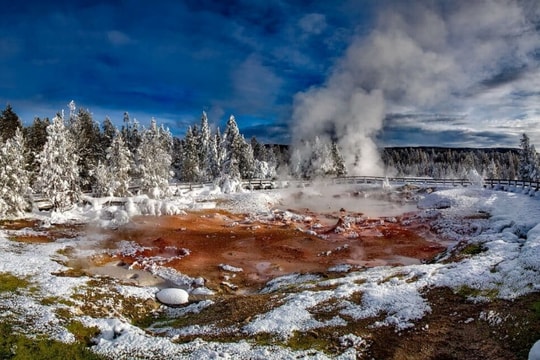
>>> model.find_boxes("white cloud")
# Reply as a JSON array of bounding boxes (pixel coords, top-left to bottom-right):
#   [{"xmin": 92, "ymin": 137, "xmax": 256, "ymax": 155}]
[
  {"xmin": 298, "ymin": 13, "xmax": 327, "ymax": 35},
  {"xmin": 231, "ymin": 54, "xmax": 284, "ymax": 113}
]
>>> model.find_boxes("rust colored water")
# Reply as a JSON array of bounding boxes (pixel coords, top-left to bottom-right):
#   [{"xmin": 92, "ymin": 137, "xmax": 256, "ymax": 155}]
[{"xmin": 102, "ymin": 208, "xmax": 444, "ymax": 291}]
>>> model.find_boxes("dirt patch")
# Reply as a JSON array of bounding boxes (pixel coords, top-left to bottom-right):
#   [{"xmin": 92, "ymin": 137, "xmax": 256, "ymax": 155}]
[
  {"xmin": 364, "ymin": 288, "xmax": 540, "ymax": 360},
  {"xmin": 4, "ymin": 222, "xmax": 86, "ymax": 244}
]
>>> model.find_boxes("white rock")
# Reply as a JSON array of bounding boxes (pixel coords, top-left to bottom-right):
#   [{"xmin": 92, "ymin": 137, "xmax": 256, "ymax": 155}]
[
  {"xmin": 530, "ymin": 339, "xmax": 540, "ymax": 360},
  {"xmin": 156, "ymin": 288, "xmax": 189, "ymax": 305}
]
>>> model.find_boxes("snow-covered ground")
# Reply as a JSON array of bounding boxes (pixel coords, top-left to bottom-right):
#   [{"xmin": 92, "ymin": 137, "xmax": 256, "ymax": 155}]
[{"xmin": 0, "ymin": 183, "xmax": 539, "ymax": 359}]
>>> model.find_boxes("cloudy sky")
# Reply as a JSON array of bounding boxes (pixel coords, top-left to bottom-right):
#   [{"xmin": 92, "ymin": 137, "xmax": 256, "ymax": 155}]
[{"xmin": 2, "ymin": 0, "xmax": 540, "ymax": 148}]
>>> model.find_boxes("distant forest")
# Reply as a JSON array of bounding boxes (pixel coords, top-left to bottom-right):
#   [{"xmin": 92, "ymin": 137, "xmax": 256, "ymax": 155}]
[{"xmin": 381, "ymin": 147, "xmax": 521, "ymax": 179}]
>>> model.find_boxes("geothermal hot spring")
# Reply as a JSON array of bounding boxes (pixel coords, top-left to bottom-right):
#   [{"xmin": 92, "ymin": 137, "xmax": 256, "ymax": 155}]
[{"xmin": 83, "ymin": 185, "xmax": 443, "ymax": 293}]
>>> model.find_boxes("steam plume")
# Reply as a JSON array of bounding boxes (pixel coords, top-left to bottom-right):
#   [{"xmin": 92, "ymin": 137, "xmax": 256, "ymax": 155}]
[{"xmin": 291, "ymin": 0, "xmax": 540, "ymax": 175}]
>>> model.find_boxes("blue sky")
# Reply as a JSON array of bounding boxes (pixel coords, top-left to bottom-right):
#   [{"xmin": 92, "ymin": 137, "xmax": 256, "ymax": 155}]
[{"xmin": 2, "ymin": 0, "xmax": 540, "ymax": 148}]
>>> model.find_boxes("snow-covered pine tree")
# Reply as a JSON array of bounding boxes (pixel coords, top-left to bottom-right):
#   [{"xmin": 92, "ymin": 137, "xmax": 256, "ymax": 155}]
[
  {"xmin": 519, "ymin": 133, "xmax": 540, "ymax": 181},
  {"xmin": 330, "ymin": 141, "xmax": 347, "ymax": 177},
  {"xmin": 68, "ymin": 103, "xmax": 102, "ymax": 190},
  {"xmin": 94, "ymin": 130, "xmax": 132, "ymax": 197},
  {"xmin": 181, "ymin": 126, "xmax": 200, "ymax": 182},
  {"xmin": 221, "ymin": 116, "xmax": 243, "ymax": 180},
  {"xmin": 171, "ymin": 137, "xmax": 184, "ymax": 181},
  {"xmin": 121, "ymin": 112, "xmax": 142, "ymax": 155},
  {"xmin": 221, "ymin": 115, "xmax": 255, "ymax": 179},
  {"xmin": 136, "ymin": 118, "xmax": 172, "ymax": 198},
  {"xmin": 23, "ymin": 117, "xmax": 50, "ymax": 182},
  {"xmin": 100, "ymin": 116, "xmax": 116, "ymax": 152},
  {"xmin": 307, "ymin": 137, "xmax": 333, "ymax": 178},
  {"xmin": 239, "ymin": 137, "xmax": 255, "ymax": 179},
  {"xmin": 207, "ymin": 133, "xmax": 221, "ymax": 181},
  {"xmin": 250, "ymin": 136, "xmax": 277, "ymax": 179},
  {"xmin": 0, "ymin": 128, "xmax": 31, "ymax": 216},
  {"xmin": 92, "ymin": 161, "xmax": 110, "ymax": 198},
  {"xmin": 198, "ymin": 112, "xmax": 211, "ymax": 181},
  {"xmin": 0, "ymin": 104, "xmax": 22, "ymax": 143},
  {"xmin": 35, "ymin": 111, "xmax": 81, "ymax": 211},
  {"xmin": 251, "ymin": 136, "xmax": 266, "ymax": 161}
]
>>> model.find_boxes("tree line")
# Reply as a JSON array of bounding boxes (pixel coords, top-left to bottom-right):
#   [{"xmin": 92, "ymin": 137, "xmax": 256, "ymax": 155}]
[
  {"xmin": 382, "ymin": 133, "xmax": 538, "ymax": 182},
  {"xmin": 0, "ymin": 102, "xmax": 537, "ymax": 216},
  {"xmin": 0, "ymin": 102, "xmax": 347, "ymax": 215}
]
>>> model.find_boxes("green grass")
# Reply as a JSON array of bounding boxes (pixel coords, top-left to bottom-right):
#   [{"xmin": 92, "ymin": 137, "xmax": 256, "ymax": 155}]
[
  {"xmin": 0, "ymin": 322, "xmax": 104, "ymax": 360},
  {"xmin": 460, "ymin": 243, "xmax": 486, "ymax": 256},
  {"xmin": 531, "ymin": 300, "xmax": 540, "ymax": 318},
  {"xmin": 66, "ymin": 321, "xmax": 100, "ymax": 346},
  {"xmin": 455, "ymin": 285, "xmax": 498, "ymax": 299},
  {"xmin": 0, "ymin": 273, "xmax": 31, "ymax": 293}
]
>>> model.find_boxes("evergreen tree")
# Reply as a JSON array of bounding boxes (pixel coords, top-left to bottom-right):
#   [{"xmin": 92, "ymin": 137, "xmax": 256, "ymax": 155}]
[
  {"xmin": 330, "ymin": 142, "xmax": 347, "ymax": 177},
  {"xmin": 181, "ymin": 126, "xmax": 200, "ymax": 182},
  {"xmin": 100, "ymin": 116, "xmax": 117, "ymax": 153},
  {"xmin": 207, "ymin": 133, "xmax": 221, "ymax": 180},
  {"xmin": 0, "ymin": 104, "xmax": 22, "ymax": 143},
  {"xmin": 0, "ymin": 128, "xmax": 31, "ymax": 216},
  {"xmin": 121, "ymin": 112, "xmax": 142, "ymax": 154},
  {"xmin": 486, "ymin": 159, "xmax": 499, "ymax": 179},
  {"xmin": 136, "ymin": 119, "xmax": 172, "ymax": 198},
  {"xmin": 239, "ymin": 139, "xmax": 255, "ymax": 179},
  {"xmin": 68, "ymin": 103, "xmax": 102, "ymax": 189},
  {"xmin": 198, "ymin": 112, "xmax": 211, "ymax": 181},
  {"xmin": 171, "ymin": 137, "xmax": 184, "ymax": 181},
  {"xmin": 35, "ymin": 111, "xmax": 81, "ymax": 211},
  {"xmin": 306, "ymin": 137, "xmax": 333, "ymax": 178},
  {"xmin": 221, "ymin": 116, "xmax": 242, "ymax": 179},
  {"xmin": 519, "ymin": 133, "xmax": 539, "ymax": 181},
  {"xmin": 93, "ymin": 130, "xmax": 132, "ymax": 197},
  {"xmin": 221, "ymin": 115, "xmax": 254, "ymax": 179},
  {"xmin": 251, "ymin": 136, "xmax": 266, "ymax": 161},
  {"xmin": 23, "ymin": 117, "xmax": 50, "ymax": 179}
]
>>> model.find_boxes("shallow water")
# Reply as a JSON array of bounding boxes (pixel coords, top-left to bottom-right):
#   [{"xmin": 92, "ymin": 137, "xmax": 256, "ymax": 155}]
[{"xmin": 278, "ymin": 186, "xmax": 418, "ymax": 217}]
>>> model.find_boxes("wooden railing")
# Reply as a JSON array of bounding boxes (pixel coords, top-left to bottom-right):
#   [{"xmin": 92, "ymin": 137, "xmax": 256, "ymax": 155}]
[
  {"xmin": 243, "ymin": 176, "xmax": 540, "ymax": 191},
  {"xmin": 482, "ymin": 178, "xmax": 540, "ymax": 191},
  {"xmin": 31, "ymin": 176, "xmax": 540, "ymax": 211}
]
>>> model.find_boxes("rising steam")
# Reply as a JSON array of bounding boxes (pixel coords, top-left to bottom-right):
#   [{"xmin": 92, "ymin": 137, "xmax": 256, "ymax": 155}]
[{"xmin": 291, "ymin": 0, "xmax": 540, "ymax": 175}]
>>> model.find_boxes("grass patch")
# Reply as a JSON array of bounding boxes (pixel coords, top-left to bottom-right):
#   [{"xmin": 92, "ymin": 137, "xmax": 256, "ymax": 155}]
[
  {"xmin": 40, "ymin": 296, "xmax": 75, "ymax": 307},
  {"xmin": 0, "ymin": 321, "xmax": 104, "ymax": 360},
  {"xmin": 66, "ymin": 321, "xmax": 100, "ymax": 346},
  {"xmin": 70, "ymin": 278, "xmax": 160, "ymax": 324},
  {"xmin": 0, "ymin": 273, "xmax": 31, "ymax": 293},
  {"xmin": 455, "ymin": 285, "xmax": 498, "ymax": 300},
  {"xmin": 52, "ymin": 268, "xmax": 88, "ymax": 278},
  {"xmin": 460, "ymin": 243, "xmax": 486, "ymax": 256},
  {"xmin": 168, "ymin": 293, "xmax": 282, "ymax": 330},
  {"xmin": 286, "ymin": 330, "xmax": 331, "ymax": 352},
  {"xmin": 531, "ymin": 300, "xmax": 540, "ymax": 318}
]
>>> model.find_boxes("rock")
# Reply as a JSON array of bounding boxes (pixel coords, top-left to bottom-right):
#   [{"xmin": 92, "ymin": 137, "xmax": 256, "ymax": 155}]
[{"xmin": 155, "ymin": 288, "xmax": 189, "ymax": 306}]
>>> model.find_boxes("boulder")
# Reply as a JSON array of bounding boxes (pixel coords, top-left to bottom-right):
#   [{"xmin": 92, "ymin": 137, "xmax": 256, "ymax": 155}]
[{"xmin": 156, "ymin": 288, "xmax": 189, "ymax": 306}]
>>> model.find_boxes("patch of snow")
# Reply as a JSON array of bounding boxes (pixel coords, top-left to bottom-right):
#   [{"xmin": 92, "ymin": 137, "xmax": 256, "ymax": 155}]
[
  {"xmin": 219, "ymin": 264, "xmax": 243, "ymax": 272},
  {"xmin": 328, "ymin": 264, "xmax": 353, "ymax": 273}
]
